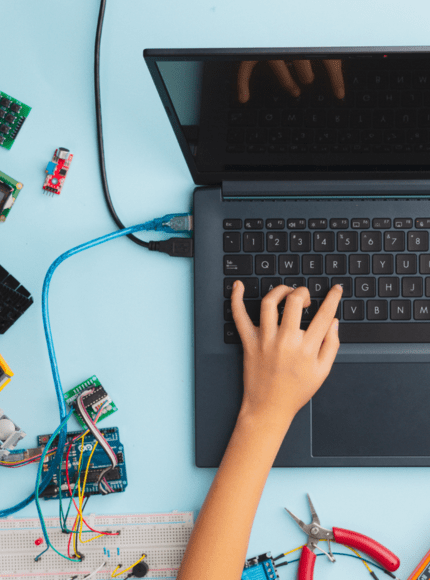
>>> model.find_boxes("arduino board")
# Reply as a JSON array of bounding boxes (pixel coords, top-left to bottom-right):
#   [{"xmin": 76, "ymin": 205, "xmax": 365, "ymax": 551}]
[
  {"xmin": 43, "ymin": 147, "xmax": 73, "ymax": 195},
  {"xmin": 64, "ymin": 375, "xmax": 118, "ymax": 427},
  {"xmin": 38, "ymin": 426, "xmax": 127, "ymax": 499},
  {"xmin": 0, "ymin": 91, "xmax": 31, "ymax": 149},
  {"xmin": 0, "ymin": 169, "xmax": 23, "ymax": 222}
]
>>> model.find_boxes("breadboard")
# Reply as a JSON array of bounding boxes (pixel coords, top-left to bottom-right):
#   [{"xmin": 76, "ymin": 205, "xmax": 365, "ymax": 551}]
[{"xmin": 0, "ymin": 511, "xmax": 194, "ymax": 579}]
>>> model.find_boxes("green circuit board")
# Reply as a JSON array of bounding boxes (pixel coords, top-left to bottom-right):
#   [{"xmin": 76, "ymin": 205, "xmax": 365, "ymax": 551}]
[
  {"xmin": 63, "ymin": 375, "xmax": 118, "ymax": 427},
  {"xmin": 0, "ymin": 170, "xmax": 23, "ymax": 222},
  {"xmin": 0, "ymin": 92, "xmax": 31, "ymax": 150}
]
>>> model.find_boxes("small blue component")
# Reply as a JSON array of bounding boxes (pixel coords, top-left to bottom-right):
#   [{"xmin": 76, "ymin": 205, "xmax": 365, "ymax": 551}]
[
  {"xmin": 242, "ymin": 553, "xmax": 279, "ymax": 580},
  {"xmin": 46, "ymin": 161, "xmax": 56, "ymax": 175}
]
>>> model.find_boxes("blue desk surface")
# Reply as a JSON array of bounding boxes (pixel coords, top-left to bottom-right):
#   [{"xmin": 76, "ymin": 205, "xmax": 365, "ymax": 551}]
[{"xmin": 1, "ymin": 1, "xmax": 430, "ymax": 578}]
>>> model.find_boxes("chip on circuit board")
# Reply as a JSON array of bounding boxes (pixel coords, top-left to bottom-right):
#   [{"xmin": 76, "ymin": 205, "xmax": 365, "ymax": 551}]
[
  {"xmin": 0, "ymin": 170, "xmax": 23, "ymax": 223},
  {"xmin": 63, "ymin": 375, "xmax": 118, "ymax": 427},
  {"xmin": 0, "ymin": 92, "xmax": 31, "ymax": 150}
]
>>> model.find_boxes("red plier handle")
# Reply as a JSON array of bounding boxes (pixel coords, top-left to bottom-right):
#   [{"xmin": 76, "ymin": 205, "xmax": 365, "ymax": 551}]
[{"xmin": 297, "ymin": 528, "xmax": 400, "ymax": 580}]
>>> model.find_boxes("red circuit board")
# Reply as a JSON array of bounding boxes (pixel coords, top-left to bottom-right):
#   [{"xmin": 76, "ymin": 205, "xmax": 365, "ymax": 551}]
[{"xmin": 43, "ymin": 147, "xmax": 73, "ymax": 196}]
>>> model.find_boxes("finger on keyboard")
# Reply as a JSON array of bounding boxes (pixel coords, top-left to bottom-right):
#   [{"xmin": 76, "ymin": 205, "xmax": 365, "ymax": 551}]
[
  {"xmin": 279, "ymin": 286, "xmax": 311, "ymax": 334},
  {"xmin": 230, "ymin": 280, "xmax": 257, "ymax": 348},
  {"xmin": 304, "ymin": 284, "xmax": 343, "ymax": 348},
  {"xmin": 260, "ymin": 285, "xmax": 295, "ymax": 342}
]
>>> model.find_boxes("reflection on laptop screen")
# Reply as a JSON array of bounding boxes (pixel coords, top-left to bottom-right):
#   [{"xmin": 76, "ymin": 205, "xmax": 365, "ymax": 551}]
[{"xmin": 156, "ymin": 56, "xmax": 430, "ymax": 174}]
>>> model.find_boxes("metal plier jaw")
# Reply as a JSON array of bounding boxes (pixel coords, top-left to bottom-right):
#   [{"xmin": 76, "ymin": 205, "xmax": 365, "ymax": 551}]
[
  {"xmin": 285, "ymin": 494, "xmax": 335, "ymax": 562},
  {"xmin": 284, "ymin": 493, "xmax": 401, "ymax": 580}
]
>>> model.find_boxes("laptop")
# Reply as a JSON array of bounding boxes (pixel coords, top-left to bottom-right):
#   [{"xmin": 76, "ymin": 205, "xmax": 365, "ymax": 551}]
[{"xmin": 144, "ymin": 46, "xmax": 430, "ymax": 467}]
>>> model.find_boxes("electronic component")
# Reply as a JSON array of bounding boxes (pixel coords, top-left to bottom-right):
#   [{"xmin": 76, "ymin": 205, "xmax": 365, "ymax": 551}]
[
  {"xmin": 0, "ymin": 408, "xmax": 26, "ymax": 460},
  {"xmin": 132, "ymin": 560, "xmax": 150, "ymax": 577},
  {"xmin": 242, "ymin": 553, "xmax": 280, "ymax": 580},
  {"xmin": 0, "ymin": 91, "xmax": 31, "ymax": 149},
  {"xmin": 43, "ymin": 147, "xmax": 73, "ymax": 195},
  {"xmin": 407, "ymin": 547, "xmax": 430, "ymax": 579},
  {"xmin": 0, "ymin": 264, "xmax": 33, "ymax": 334},
  {"xmin": 0, "ymin": 353, "xmax": 13, "ymax": 393},
  {"xmin": 38, "ymin": 426, "xmax": 127, "ymax": 499},
  {"xmin": 63, "ymin": 375, "xmax": 118, "ymax": 427},
  {"xmin": 0, "ymin": 169, "xmax": 23, "ymax": 223},
  {"xmin": 0, "ymin": 511, "xmax": 193, "ymax": 578}
]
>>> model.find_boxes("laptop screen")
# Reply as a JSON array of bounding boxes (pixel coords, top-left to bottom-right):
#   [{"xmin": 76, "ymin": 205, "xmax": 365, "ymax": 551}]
[{"xmin": 144, "ymin": 48, "xmax": 430, "ymax": 184}]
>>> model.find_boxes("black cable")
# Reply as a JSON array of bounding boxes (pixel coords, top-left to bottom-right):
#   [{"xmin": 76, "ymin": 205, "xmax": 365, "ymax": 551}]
[{"xmin": 94, "ymin": 0, "xmax": 149, "ymax": 248}]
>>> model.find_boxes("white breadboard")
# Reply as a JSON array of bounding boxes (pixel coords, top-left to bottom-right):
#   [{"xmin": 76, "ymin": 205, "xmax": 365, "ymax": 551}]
[{"xmin": 0, "ymin": 511, "xmax": 194, "ymax": 580}]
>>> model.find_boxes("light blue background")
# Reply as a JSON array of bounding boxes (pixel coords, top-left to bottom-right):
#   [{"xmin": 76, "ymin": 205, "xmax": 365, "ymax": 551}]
[{"xmin": 1, "ymin": 1, "xmax": 430, "ymax": 578}]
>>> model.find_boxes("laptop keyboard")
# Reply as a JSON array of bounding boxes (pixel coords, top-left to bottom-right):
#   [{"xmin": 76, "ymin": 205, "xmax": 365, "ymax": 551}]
[{"xmin": 223, "ymin": 216, "xmax": 430, "ymax": 344}]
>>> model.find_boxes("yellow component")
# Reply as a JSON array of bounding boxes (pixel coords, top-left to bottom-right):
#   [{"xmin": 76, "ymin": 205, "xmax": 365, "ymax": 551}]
[
  {"xmin": 0, "ymin": 353, "xmax": 13, "ymax": 393},
  {"xmin": 111, "ymin": 554, "xmax": 147, "ymax": 578}
]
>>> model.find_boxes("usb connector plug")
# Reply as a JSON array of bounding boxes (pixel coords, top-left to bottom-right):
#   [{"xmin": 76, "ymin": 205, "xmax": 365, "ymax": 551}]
[
  {"xmin": 148, "ymin": 237, "xmax": 193, "ymax": 258},
  {"xmin": 161, "ymin": 213, "xmax": 193, "ymax": 233}
]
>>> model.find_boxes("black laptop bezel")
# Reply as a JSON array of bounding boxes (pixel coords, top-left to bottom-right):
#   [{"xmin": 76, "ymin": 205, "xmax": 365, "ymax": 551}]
[{"xmin": 144, "ymin": 46, "xmax": 430, "ymax": 186}]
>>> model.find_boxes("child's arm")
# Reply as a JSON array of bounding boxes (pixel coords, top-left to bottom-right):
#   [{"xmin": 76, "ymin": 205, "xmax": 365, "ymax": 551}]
[{"xmin": 177, "ymin": 282, "xmax": 343, "ymax": 580}]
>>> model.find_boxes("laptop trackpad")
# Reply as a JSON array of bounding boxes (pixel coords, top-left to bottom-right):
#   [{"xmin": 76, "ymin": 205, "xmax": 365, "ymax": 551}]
[{"xmin": 312, "ymin": 362, "xmax": 430, "ymax": 457}]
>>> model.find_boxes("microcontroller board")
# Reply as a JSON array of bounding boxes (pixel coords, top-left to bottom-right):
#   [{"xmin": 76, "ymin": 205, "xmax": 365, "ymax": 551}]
[
  {"xmin": 0, "ymin": 91, "xmax": 31, "ymax": 149},
  {"xmin": 38, "ymin": 427, "xmax": 127, "ymax": 500},
  {"xmin": 0, "ymin": 169, "xmax": 23, "ymax": 222}
]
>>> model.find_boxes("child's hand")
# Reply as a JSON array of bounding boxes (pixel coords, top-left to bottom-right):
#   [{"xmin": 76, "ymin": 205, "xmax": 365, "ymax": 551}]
[{"xmin": 231, "ymin": 282, "xmax": 343, "ymax": 430}]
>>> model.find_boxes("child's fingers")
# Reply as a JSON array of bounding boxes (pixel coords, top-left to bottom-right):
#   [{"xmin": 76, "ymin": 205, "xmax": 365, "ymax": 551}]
[
  {"xmin": 318, "ymin": 319, "xmax": 340, "ymax": 368},
  {"xmin": 304, "ymin": 284, "xmax": 343, "ymax": 349},
  {"xmin": 259, "ymin": 285, "xmax": 296, "ymax": 343},
  {"xmin": 230, "ymin": 280, "xmax": 258, "ymax": 348},
  {"xmin": 278, "ymin": 286, "xmax": 311, "ymax": 335}
]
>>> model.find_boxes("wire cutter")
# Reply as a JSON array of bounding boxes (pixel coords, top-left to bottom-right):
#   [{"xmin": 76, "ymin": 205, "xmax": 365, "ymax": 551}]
[{"xmin": 285, "ymin": 494, "xmax": 400, "ymax": 580}]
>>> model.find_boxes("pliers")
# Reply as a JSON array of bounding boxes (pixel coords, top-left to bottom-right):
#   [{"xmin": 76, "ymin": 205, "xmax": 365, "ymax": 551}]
[{"xmin": 285, "ymin": 494, "xmax": 400, "ymax": 580}]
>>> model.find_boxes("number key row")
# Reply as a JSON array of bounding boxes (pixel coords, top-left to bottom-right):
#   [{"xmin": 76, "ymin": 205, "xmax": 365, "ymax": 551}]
[{"xmin": 224, "ymin": 230, "xmax": 429, "ymax": 253}]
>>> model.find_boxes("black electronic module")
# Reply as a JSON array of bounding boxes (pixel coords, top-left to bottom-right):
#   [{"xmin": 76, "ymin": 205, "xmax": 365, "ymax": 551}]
[{"xmin": 0, "ymin": 265, "xmax": 33, "ymax": 334}]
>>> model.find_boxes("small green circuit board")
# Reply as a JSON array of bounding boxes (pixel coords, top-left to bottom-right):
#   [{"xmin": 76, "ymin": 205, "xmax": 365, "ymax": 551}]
[
  {"xmin": 63, "ymin": 375, "xmax": 118, "ymax": 427},
  {"xmin": 0, "ymin": 170, "xmax": 23, "ymax": 222},
  {"xmin": 0, "ymin": 92, "xmax": 31, "ymax": 150}
]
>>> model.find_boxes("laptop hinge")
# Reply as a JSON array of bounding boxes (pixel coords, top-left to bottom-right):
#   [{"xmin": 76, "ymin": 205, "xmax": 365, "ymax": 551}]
[{"xmin": 221, "ymin": 180, "xmax": 430, "ymax": 200}]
